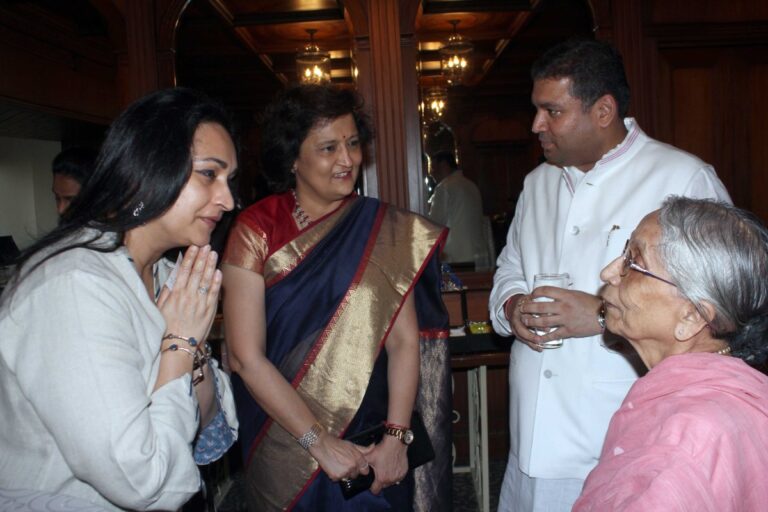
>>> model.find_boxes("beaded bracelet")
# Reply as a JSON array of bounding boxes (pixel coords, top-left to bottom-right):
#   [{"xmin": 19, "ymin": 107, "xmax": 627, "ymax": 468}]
[
  {"xmin": 163, "ymin": 333, "xmax": 198, "ymax": 347},
  {"xmin": 162, "ymin": 343, "xmax": 196, "ymax": 358},
  {"xmin": 162, "ymin": 341, "xmax": 212, "ymax": 386}
]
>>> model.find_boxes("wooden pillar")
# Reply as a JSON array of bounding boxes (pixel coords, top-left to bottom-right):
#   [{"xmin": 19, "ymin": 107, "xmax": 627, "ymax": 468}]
[
  {"xmin": 591, "ymin": 0, "xmax": 657, "ymax": 134},
  {"xmin": 123, "ymin": 1, "xmax": 160, "ymax": 103},
  {"xmin": 346, "ymin": 0, "xmax": 423, "ymax": 211},
  {"xmin": 120, "ymin": 0, "xmax": 190, "ymax": 106}
]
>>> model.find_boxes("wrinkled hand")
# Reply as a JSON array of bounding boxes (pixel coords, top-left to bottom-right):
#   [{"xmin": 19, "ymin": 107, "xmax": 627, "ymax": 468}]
[
  {"xmin": 506, "ymin": 289, "xmax": 603, "ymax": 351},
  {"xmin": 309, "ymin": 434, "xmax": 370, "ymax": 482},
  {"xmin": 365, "ymin": 435, "xmax": 408, "ymax": 494},
  {"xmin": 157, "ymin": 245, "xmax": 221, "ymax": 344}
]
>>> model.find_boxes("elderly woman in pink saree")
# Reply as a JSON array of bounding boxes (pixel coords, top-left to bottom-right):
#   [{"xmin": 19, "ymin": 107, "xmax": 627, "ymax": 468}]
[{"xmin": 574, "ymin": 197, "xmax": 768, "ymax": 511}]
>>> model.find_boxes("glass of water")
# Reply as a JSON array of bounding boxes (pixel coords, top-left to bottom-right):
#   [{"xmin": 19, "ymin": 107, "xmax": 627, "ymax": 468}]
[{"xmin": 530, "ymin": 273, "xmax": 570, "ymax": 349}]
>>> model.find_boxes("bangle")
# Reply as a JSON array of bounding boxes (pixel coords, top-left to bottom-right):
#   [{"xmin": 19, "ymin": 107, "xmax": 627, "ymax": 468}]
[
  {"xmin": 384, "ymin": 421, "xmax": 409, "ymax": 430},
  {"xmin": 597, "ymin": 301, "xmax": 606, "ymax": 333},
  {"xmin": 163, "ymin": 333, "xmax": 198, "ymax": 347},
  {"xmin": 162, "ymin": 342, "xmax": 211, "ymax": 386},
  {"xmin": 297, "ymin": 422, "xmax": 323, "ymax": 450},
  {"xmin": 162, "ymin": 344, "xmax": 196, "ymax": 358}
]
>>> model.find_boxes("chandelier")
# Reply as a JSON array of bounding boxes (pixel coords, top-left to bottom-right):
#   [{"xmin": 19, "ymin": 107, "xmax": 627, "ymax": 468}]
[
  {"xmin": 420, "ymin": 87, "xmax": 448, "ymax": 123},
  {"xmin": 296, "ymin": 29, "xmax": 331, "ymax": 84},
  {"xmin": 439, "ymin": 20, "xmax": 473, "ymax": 86}
]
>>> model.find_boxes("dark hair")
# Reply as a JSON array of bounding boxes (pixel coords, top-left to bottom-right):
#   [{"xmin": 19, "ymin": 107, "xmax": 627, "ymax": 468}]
[
  {"xmin": 658, "ymin": 197, "xmax": 768, "ymax": 366},
  {"xmin": 9, "ymin": 87, "xmax": 236, "ymax": 292},
  {"xmin": 531, "ymin": 39, "xmax": 631, "ymax": 118},
  {"xmin": 52, "ymin": 146, "xmax": 98, "ymax": 185},
  {"xmin": 431, "ymin": 150, "xmax": 458, "ymax": 170},
  {"xmin": 260, "ymin": 84, "xmax": 372, "ymax": 192}
]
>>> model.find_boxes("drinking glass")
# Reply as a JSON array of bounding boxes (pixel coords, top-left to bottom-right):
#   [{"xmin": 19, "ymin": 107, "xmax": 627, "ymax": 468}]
[{"xmin": 530, "ymin": 273, "xmax": 570, "ymax": 349}]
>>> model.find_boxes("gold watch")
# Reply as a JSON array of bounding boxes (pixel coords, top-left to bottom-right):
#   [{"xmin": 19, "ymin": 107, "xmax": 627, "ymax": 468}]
[{"xmin": 384, "ymin": 424, "xmax": 414, "ymax": 445}]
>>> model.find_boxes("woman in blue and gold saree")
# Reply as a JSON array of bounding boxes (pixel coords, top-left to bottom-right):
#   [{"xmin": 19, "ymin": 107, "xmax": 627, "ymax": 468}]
[{"xmin": 221, "ymin": 85, "xmax": 452, "ymax": 511}]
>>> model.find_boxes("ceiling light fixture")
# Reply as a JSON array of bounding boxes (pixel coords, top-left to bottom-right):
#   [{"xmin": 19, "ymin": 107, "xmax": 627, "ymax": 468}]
[
  {"xmin": 439, "ymin": 20, "xmax": 473, "ymax": 86},
  {"xmin": 420, "ymin": 87, "xmax": 448, "ymax": 123},
  {"xmin": 296, "ymin": 29, "xmax": 331, "ymax": 84}
]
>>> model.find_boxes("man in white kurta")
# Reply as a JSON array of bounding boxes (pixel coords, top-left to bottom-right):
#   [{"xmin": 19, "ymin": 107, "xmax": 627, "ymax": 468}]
[
  {"xmin": 489, "ymin": 39, "xmax": 731, "ymax": 511},
  {"xmin": 428, "ymin": 151, "xmax": 493, "ymax": 266}
]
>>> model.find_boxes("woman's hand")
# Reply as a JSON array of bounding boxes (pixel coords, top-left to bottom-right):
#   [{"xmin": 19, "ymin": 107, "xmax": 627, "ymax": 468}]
[
  {"xmin": 364, "ymin": 435, "xmax": 408, "ymax": 494},
  {"xmin": 308, "ymin": 433, "xmax": 371, "ymax": 482},
  {"xmin": 157, "ymin": 245, "xmax": 221, "ymax": 343}
]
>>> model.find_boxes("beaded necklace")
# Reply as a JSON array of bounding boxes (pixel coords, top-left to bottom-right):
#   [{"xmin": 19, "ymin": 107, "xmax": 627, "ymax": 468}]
[
  {"xmin": 291, "ymin": 189, "xmax": 311, "ymax": 230},
  {"xmin": 713, "ymin": 345, "xmax": 732, "ymax": 356}
]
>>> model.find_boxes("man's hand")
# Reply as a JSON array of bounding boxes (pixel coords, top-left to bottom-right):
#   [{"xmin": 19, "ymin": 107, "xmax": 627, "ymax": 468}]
[{"xmin": 505, "ymin": 289, "xmax": 603, "ymax": 351}]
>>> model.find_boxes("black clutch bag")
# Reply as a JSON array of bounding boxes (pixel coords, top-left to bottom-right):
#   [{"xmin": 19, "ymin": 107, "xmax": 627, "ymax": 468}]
[{"xmin": 338, "ymin": 412, "xmax": 434, "ymax": 500}]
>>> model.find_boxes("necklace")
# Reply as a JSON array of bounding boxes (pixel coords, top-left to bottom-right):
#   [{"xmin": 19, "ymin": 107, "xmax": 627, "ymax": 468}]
[
  {"xmin": 291, "ymin": 189, "xmax": 311, "ymax": 229},
  {"xmin": 713, "ymin": 345, "xmax": 732, "ymax": 356}
]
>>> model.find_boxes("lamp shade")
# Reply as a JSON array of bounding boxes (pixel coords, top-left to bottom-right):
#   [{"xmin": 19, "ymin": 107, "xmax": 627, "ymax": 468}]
[
  {"xmin": 296, "ymin": 29, "xmax": 331, "ymax": 84},
  {"xmin": 439, "ymin": 20, "xmax": 473, "ymax": 86}
]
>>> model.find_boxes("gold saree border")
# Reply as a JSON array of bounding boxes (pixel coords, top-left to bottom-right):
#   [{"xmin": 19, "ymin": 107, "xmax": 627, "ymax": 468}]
[
  {"xmin": 263, "ymin": 197, "xmax": 357, "ymax": 287},
  {"xmin": 246, "ymin": 203, "xmax": 445, "ymax": 511}
]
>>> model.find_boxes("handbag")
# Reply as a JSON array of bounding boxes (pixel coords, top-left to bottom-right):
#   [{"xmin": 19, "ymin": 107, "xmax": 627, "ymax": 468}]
[{"xmin": 338, "ymin": 411, "xmax": 434, "ymax": 500}]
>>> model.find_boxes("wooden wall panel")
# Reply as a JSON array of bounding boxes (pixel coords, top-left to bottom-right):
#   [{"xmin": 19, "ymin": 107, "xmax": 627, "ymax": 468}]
[
  {"xmin": 0, "ymin": 24, "xmax": 118, "ymax": 123},
  {"xmin": 655, "ymin": 45, "xmax": 768, "ymax": 218},
  {"xmin": 649, "ymin": 0, "xmax": 768, "ymax": 24},
  {"xmin": 748, "ymin": 63, "xmax": 768, "ymax": 222},
  {"xmin": 670, "ymin": 67, "xmax": 715, "ymax": 166}
]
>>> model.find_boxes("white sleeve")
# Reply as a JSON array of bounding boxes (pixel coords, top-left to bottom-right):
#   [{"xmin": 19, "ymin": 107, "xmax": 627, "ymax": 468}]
[
  {"xmin": 428, "ymin": 184, "xmax": 450, "ymax": 226},
  {"xmin": 681, "ymin": 165, "xmax": 732, "ymax": 204},
  {"xmin": 489, "ymin": 193, "xmax": 528, "ymax": 336},
  {"xmin": 13, "ymin": 270, "xmax": 203, "ymax": 511}
]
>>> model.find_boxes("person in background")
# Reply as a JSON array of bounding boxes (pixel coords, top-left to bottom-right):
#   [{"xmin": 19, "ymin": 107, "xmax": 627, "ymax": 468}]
[
  {"xmin": 574, "ymin": 197, "xmax": 768, "ymax": 511},
  {"xmin": 221, "ymin": 84, "xmax": 451, "ymax": 511},
  {"xmin": 51, "ymin": 146, "xmax": 98, "ymax": 216},
  {"xmin": 488, "ymin": 38, "xmax": 731, "ymax": 511},
  {"xmin": 0, "ymin": 87, "xmax": 238, "ymax": 511},
  {"xmin": 428, "ymin": 149, "xmax": 493, "ymax": 269}
]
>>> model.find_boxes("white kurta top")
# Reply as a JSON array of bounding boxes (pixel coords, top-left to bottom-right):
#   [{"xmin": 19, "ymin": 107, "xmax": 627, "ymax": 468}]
[
  {"xmin": 428, "ymin": 170, "xmax": 493, "ymax": 265},
  {"xmin": 489, "ymin": 118, "xmax": 731, "ymax": 480},
  {"xmin": 0, "ymin": 231, "xmax": 238, "ymax": 511}
]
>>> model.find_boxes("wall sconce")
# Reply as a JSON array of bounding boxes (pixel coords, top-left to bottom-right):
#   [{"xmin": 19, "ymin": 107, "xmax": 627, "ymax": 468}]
[
  {"xmin": 296, "ymin": 29, "xmax": 331, "ymax": 84},
  {"xmin": 439, "ymin": 20, "xmax": 473, "ymax": 86}
]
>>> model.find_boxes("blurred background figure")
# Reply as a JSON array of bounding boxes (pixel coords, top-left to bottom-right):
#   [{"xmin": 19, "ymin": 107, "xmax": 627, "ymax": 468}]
[
  {"xmin": 428, "ymin": 149, "xmax": 494, "ymax": 270},
  {"xmin": 51, "ymin": 146, "xmax": 98, "ymax": 216}
]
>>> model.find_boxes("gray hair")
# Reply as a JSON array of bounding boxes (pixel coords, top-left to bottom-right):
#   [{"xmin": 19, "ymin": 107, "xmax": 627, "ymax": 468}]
[{"xmin": 658, "ymin": 196, "xmax": 768, "ymax": 365}]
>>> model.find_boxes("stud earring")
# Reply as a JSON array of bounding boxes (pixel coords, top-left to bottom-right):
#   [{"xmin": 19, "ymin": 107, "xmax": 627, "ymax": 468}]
[{"xmin": 132, "ymin": 201, "xmax": 145, "ymax": 217}]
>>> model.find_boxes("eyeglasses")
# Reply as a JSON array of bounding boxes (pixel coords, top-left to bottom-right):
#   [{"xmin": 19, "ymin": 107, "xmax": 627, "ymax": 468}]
[{"xmin": 620, "ymin": 240, "xmax": 677, "ymax": 287}]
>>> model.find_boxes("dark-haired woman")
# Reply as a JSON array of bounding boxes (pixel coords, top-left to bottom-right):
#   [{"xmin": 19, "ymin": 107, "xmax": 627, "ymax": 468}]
[
  {"xmin": 0, "ymin": 88, "xmax": 238, "ymax": 511},
  {"xmin": 222, "ymin": 84, "xmax": 451, "ymax": 511},
  {"xmin": 574, "ymin": 197, "xmax": 768, "ymax": 511}
]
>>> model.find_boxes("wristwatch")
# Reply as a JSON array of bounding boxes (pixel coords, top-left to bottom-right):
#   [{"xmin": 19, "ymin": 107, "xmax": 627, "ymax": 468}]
[{"xmin": 384, "ymin": 424, "xmax": 414, "ymax": 445}]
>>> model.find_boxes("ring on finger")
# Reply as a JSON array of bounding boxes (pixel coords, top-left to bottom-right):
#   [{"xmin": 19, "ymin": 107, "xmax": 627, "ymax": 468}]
[{"xmin": 198, "ymin": 286, "xmax": 209, "ymax": 295}]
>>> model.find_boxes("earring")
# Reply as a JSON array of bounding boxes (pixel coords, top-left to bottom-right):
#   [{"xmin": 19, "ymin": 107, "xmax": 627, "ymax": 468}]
[
  {"xmin": 132, "ymin": 201, "xmax": 145, "ymax": 217},
  {"xmin": 291, "ymin": 166, "xmax": 297, "ymax": 174}
]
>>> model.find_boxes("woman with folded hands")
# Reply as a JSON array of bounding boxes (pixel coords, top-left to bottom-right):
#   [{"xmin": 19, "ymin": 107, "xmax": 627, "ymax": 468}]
[{"xmin": 0, "ymin": 87, "xmax": 238, "ymax": 511}]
